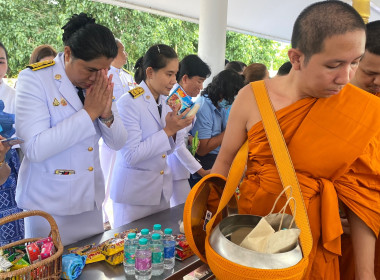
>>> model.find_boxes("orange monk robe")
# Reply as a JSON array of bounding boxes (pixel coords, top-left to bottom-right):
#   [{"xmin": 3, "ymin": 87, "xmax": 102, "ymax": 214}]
[
  {"xmin": 238, "ymin": 82, "xmax": 380, "ymax": 279},
  {"xmin": 339, "ymin": 91, "xmax": 380, "ymax": 280}
]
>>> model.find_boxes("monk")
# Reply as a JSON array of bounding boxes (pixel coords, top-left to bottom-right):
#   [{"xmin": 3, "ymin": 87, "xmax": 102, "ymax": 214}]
[
  {"xmin": 340, "ymin": 20, "xmax": 380, "ymax": 280},
  {"xmin": 211, "ymin": 1, "xmax": 380, "ymax": 279}
]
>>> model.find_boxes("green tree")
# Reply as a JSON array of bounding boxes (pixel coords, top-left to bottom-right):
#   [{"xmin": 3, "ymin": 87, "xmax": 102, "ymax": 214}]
[
  {"xmin": 0, "ymin": 0, "xmax": 288, "ymax": 77},
  {"xmin": 226, "ymin": 31, "xmax": 289, "ymax": 70}
]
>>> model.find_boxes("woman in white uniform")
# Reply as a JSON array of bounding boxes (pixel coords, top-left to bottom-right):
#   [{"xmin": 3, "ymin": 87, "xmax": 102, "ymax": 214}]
[
  {"xmin": 15, "ymin": 13, "xmax": 128, "ymax": 245},
  {"xmin": 100, "ymin": 38, "xmax": 136, "ymax": 226},
  {"xmin": 167, "ymin": 55, "xmax": 211, "ymax": 207},
  {"xmin": 110, "ymin": 44, "xmax": 193, "ymax": 228}
]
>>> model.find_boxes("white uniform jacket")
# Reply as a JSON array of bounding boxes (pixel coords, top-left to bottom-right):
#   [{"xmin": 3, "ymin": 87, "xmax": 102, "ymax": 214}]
[
  {"xmin": 108, "ymin": 66, "xmax": 137, "ymax": 100},
  {"xmin": 15, "ymin": 53, "xmax": 128, "ymax": 216},
  {"xmin": 110, "ymin": 81, "xmax": 175, "ymax": 206},
  {"xmin": 167, "ymin": 121, "xmax": 202, "ymax": 181}
]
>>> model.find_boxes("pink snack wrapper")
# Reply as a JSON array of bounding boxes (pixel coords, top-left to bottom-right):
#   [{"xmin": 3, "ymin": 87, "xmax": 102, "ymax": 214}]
[
  {"xmin": 36, "ymin": 237, "xmax": 53, "ymax": 249},
  {"xmin": 40, "ymin": 241, "xmax": 55, "ymax": 260}
]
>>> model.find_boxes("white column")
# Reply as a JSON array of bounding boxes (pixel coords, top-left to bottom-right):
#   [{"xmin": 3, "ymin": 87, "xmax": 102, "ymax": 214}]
[{"xmin": 198, "ymin": 0, "xmax": 228, "ymax": 85}]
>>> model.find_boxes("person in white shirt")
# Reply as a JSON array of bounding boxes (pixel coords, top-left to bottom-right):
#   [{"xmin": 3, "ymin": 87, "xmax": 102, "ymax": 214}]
[
  {"xmin": 100, "ymin": 38, "xmax": 137, "ymax": 227},
  {"xmin": 167, "ymin": 55, "xmax": 211, "ymax": 206},
  {"xmin": 109, "ymin": 44, "xmax": 193, "ymax": 227},
  {"xmin": 108, "ymin": 38, "xmax": 136, "ymax": 100},
  {"xmin": 15, "ymin": 13, "xmax": 128, "ymax": 245}
]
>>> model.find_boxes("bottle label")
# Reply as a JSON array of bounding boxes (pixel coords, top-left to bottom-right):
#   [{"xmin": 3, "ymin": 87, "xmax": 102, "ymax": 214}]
[
  {"xmin": 164, "ymin": 246, "xmax": 175, "ymax": 258},
  {"xmin": 135, "ymin": 257, "xmax": 151, "ymax": 270},
  {"xmin": 125, "ymin": 251, "xmax": 135, "ymax": 264},
  {"xmin": 152, "ymin": 251, "xmax": 163, "ymax": 264}
]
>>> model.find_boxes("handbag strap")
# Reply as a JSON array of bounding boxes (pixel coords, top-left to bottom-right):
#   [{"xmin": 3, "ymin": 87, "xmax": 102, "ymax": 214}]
[{"xmin": 252, "ymin": 80, "xmax": 312, "ymax": 257}]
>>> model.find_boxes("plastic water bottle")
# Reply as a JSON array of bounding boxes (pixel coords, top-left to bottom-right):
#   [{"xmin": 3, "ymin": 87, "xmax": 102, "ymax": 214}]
[
  {"xmin": 163, "ymin": 228, "xmax": 176, "ymax": 269},
  {"xmin": 151, "ymin": 224, "xmax": 164, "ymax": 238},
  {"xmin": 135, "ymin": 238, "xmax": 152, "ymax": 280},
  {"xmin": 124, "ymin": 232, "xmax": 138, "ymax": 275},
  {"xmin": 151, "ymin": 233, "xmax": 164, "ymax": 276},
  {"xmin": 139, "ymin": 229, "xmax": 151, "ymax": 244}
]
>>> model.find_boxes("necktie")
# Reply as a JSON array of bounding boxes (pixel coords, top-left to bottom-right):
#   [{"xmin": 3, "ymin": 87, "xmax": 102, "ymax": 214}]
[
  {"xmin": 76, "ymin": 87, "xmax": 85, "ymax": 105},
  {"xmin": 157, "ymin": 104, "xmax": 162, "ymax": 117}
]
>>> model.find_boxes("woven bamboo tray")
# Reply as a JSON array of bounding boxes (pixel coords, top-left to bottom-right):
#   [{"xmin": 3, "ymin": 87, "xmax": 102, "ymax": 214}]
[{"xmin": 0, "ymin": 210, "xmax": 63, "ymax": 279}]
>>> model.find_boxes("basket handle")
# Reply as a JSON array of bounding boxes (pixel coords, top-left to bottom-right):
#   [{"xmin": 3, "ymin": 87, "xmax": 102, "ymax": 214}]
[{"xmin": 0, "ymin": 210, "xmax": 61, "ymax": 246}]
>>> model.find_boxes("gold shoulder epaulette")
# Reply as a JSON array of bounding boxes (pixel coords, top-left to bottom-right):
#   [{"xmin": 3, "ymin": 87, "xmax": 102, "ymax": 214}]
[
  {"xmin": 129, "ymin": 87, "xmax": 144, "ymax": 99},
  {"xmin": 122, "ymin": 68, "xmax": 133, "ymax": 75},
  {"xmin": 27, "ymin": 60, "xmax": 55, "ymax": 71}
]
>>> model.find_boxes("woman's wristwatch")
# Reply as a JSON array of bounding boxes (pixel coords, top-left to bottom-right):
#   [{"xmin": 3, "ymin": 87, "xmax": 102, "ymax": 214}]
[{"xmin": 99, "ymin": 114, "xmax": 114, "ymax": 125}]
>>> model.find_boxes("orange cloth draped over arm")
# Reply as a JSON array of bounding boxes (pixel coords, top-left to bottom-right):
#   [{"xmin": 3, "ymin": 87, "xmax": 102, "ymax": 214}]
[
  {"xmin": 238, "ymin": 83, "xmax": 380, "ymax": 279},
  {"xmin": 339, "ymin": 90, "xmax": 380, "ymax": 280}
]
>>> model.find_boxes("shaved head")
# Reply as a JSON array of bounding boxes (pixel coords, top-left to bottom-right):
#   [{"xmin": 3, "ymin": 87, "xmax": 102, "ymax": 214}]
[{"xmin": 292, "ymin": 1, "xmax": 365, "ymax": 63}]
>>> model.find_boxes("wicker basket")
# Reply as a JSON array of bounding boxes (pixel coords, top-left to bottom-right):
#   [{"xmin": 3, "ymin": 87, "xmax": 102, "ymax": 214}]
[{"xmin": 0, "ymin": 210, "xmax": 63, "ymax": 280}]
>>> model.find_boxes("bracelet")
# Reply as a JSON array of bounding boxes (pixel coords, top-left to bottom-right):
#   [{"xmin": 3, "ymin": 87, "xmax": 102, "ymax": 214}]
[{"xmin": 99, "ymin": 114, "xmax": 114, "ymax": 125}]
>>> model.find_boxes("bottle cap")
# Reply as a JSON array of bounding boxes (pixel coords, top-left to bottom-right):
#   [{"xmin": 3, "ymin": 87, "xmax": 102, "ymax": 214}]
[
  {"xmin": 152, "ymin": 233, "xmax": 161, "ymax": 240},
  {"xmin": 153, "ymin": 224, "xmax": 162, "ymax": 230},
  {"xmin": 141, "ymin": 228, "xmax": 149, "ymax": 235},
  {"xmin": 139, "ymin": 238, "xmax": 148, "ymax": 245},
  {"xmin": 164, "ymin": 228, "xmax": 173, "ymax": 235},
  {"xmin": 127, "ymin": 232, "xmax": 136, "ymax": 239}
]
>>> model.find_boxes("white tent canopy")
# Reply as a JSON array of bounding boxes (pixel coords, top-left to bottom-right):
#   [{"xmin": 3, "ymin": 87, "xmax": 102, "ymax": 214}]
[{"xmin": 93, "ymin": 0, "xmax": 380, "ymax": 43}]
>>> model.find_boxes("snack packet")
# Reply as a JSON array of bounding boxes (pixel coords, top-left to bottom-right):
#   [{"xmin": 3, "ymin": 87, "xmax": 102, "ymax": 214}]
[
  {"xmin": 190, "ymin": 131, "xmax": 199, "ymax": 156},
  {"xmin": 114, "ymin": 228, "xmax": 138, "ymax": 239},
  {"xmin": 68, "ymin": 244, "xmax": 105, "ymax": 264},
  {"xmin": 166, "ymin": 85, "xmax": 200, "ymax": 118},
  {"xmin": 0, "ymin": 255, "xmax": 12, "ymax": 272},
  {"xmin": 104, "ymin": 251, "xmax": 123, "ymax": 266},
  {"xmin": 40, "ymin": 241, "xmax": 55, "ymax": 260},
  {"xmin": 99, "ymin": 238, "xmax": 124, "ymax": 256}
]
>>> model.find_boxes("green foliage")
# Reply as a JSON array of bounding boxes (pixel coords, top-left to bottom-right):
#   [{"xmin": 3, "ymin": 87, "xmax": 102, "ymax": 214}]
[
  {"xmin": 0, "ymin": 0, "xmax": 288, "ymax": 77},
  {"xmin": 226, "ymin": 31, "xmax": 289, "ymax": 70}
]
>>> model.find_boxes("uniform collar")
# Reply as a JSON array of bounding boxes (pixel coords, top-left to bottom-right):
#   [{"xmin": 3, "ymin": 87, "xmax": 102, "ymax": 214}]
[
  {"xmin": 139, "ymin": 81, "xmax": 166, "ymax": 125},
  {"xmin": 110, "ymin": 65, "xmax": 121, "ymax": 74}
]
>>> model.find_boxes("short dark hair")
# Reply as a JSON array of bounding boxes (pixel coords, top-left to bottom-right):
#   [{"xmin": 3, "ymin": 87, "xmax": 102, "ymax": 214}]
[
  {"xmin": 29, "ymin": 44, "xmax": 57, "ymax": 64},
  {"xmin": 243, "ymin": 63, "xmax": 268, "ymax": 84},
  {"xmin": 291, "ymin": 1, "xmax": 365, "ymax": 63},
  {"xmin": 225, "ymin": 61, "xmax": 247, "ymax": 73},
  {"xmin": 134, "ymin": 44, "xmax": 178, "ymax": 84},
  {"xmin": 366, "ymin": 20, "xmax": 380, "ymax": 55},
  {"xmin": 277, "ymin": 61, "xmax": 292, "ymax": 76},
  {"xmin": 62, "ymin": 13, "xmax": 118, "ymax": 61},
  {"xmin": 0, "ymin": 42, "xmax": 10, "ymax": 74},
  {"xmin": 177, "ymin": 55, "xmax": 211, "ymax": 82},
  {"xmin": 201, "ymin": 69, "xmax": 244, "ymax": 107}
]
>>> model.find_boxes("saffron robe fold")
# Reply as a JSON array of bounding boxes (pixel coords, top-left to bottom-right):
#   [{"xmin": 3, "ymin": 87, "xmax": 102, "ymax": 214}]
[
  {"xmin": 238, "ymin": 83, "xmax": 380, "ymax": 279},
  {"xmin": 339, "ymin": 90, "xmax": 380, "ymax": 280}
]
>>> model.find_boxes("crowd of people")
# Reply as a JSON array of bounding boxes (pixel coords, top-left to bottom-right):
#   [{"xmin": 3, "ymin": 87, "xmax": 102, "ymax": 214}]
[{"xmin": 0, "ymin": 0, "xmax": 380, "ymax": 278}]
